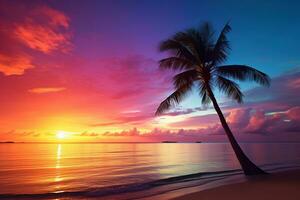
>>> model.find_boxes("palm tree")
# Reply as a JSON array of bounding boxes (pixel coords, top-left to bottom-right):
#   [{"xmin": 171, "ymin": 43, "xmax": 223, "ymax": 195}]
[{"xmin": 155, "ymin": 22, "xmax": 270, "ymax": 175}]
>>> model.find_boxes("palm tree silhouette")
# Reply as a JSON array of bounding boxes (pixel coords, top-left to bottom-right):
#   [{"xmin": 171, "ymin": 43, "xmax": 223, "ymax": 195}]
[{"xmin": 155, "ymin": 22, "xmax": 270, "ymax": 175}]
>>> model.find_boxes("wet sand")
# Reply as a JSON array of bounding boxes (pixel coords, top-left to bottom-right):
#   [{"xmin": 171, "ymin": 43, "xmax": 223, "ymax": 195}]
[{"xmin": 173, "ymin": 169, "xmax": 300, "ymax": 200}]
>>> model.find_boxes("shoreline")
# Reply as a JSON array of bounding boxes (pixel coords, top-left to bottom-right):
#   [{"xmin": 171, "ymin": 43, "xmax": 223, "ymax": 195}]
[{"xmin": 172, "ymin": 169, "xmax": 300, "ymax": 200}]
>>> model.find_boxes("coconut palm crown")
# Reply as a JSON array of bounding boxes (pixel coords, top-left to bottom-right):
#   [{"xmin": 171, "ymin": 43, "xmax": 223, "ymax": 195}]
[{"xmin": 156, "ymin": 22, "xmax": 270, "ymax": 175}]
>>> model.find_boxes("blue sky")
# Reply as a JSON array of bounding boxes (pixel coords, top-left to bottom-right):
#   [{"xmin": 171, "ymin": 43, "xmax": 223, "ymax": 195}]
[{"xmin": 54, "ymin": 0, "xmax": 300, "ymax": 75}]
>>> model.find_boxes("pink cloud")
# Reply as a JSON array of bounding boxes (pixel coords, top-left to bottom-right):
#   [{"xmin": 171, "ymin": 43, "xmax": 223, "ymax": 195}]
[
  {"xmin": 226, "ymin": 108, "xmax": 251, "ymax": 125},
  {"xmin": 245, "ymin": 110, "xmax": 269, "ymax": 133},
  {"xmin": 14, "ymin": 6, "xmax": 71, "ymax": 53},
  {"xmin": 0, "ymin": 54, "xmax": 34, "ymax": 75},
  {"xmin": 38, "ymin": 6, "xmax": 70, "ymax": 28},
  {"xmin": 103, "ymin": 127, "xmax": 140, "ymax": 137},
  {"xmin": 286, "ymin": 106, "xmax": 300, "ymax": 121},
  {"xmin": 223, "ymin": 106, "xmax": 300, "ymax": 135},
  {"xmin": 15, "ymin": 24, "xmax": 71, "ymax": 53},
  {"xmin": 100, "ymin": 127, "xmax": 208, "ymax": 142},
  {"xmin": 83, "ymin": 127, "xmax": 234, "ymax": 142},
  {"xmin": 288, "ymin": 78, "xmax": 300, "ymax": 89},
  {"xmin": 0, "ymin": 3, "xmax": 72, "ymax": 76}
]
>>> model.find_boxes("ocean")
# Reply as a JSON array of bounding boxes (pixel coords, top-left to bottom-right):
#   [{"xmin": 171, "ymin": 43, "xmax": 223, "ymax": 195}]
[{"xmin": 0, "ymin": 142, "xmax": 299, "ymax": 199}]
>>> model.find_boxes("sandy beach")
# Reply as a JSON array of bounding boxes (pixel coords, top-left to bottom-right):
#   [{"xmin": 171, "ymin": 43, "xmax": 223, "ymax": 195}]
[{"xmin": 173, "ymin": 169, "xmax": 300, "ymax": 200}]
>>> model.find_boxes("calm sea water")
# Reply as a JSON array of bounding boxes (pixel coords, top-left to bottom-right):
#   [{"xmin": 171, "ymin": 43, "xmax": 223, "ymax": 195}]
[{"xmin": 0, "ymin": 143, "xmax": 300, "ymax": 199}]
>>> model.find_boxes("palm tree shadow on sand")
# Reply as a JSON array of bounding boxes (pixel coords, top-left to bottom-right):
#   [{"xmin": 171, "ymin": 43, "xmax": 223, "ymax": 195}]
[{"xmin": 155, "ymin": 22, "xmax": 271, "ymax": 176}]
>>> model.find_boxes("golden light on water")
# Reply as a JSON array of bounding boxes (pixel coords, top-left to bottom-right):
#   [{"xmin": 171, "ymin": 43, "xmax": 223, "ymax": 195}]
[{"xmin": 55, "ymin": 144, "xmax": 64, "ymax": 193}]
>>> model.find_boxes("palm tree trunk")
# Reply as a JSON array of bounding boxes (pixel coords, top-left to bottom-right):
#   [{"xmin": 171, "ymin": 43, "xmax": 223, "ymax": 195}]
[{"xmin": 207, "ymin": 88, "xmax": 267, "ymax": 175}]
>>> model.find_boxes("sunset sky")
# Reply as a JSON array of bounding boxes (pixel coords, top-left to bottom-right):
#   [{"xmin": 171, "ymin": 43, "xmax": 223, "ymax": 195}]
[{"xmin": 0, "ymin": 0, "xmax": 300, "ymax": 142}]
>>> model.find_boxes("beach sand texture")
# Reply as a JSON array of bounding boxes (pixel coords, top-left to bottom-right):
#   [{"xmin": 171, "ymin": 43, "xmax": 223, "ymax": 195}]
[{"xmin": 173, "ymin": 170, "xmax": 300, "ymax": 200}]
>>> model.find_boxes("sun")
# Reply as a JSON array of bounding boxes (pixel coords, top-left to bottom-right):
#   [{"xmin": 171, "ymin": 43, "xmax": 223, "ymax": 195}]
[{"xmin": 56, "ymin": 130, "xmax": 68, "ymax": 139}]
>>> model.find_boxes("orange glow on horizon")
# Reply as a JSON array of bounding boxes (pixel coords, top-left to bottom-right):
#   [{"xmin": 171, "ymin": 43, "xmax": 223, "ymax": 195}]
[{"xmin": 56, "ymin": 130, "xmax": 69, "ymax": 139}]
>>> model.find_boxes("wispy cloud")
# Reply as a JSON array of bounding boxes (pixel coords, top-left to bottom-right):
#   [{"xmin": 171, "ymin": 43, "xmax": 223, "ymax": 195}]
[
  {"xmin": 161, "ymin": 107, "xmax": 209, "ymax": 117},
  {"xmin": 28, "ymin": 87, "xmax": 66, "ymax": 94},
  {"xmin": 90, "ymin": 114, "xmax": 153, "ymax": 127}
]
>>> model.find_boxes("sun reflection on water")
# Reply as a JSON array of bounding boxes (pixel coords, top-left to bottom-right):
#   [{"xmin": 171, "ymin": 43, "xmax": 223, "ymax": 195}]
[
  {"xmin": 56, "ymin": 144, "xmax": 61, "ymax": 169},
  {"xmin": 54, "ymin": 144, "xmax": 64, "ymax": 192}
]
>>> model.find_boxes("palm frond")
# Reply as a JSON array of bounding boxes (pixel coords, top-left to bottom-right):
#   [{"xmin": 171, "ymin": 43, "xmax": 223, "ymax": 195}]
[
  {"xmin": 155, "ymin": 84, "xmax": 193, "ymax": 115},
  {"xmin": 198, "ymin": 83, "xmax": 211, "ymax": 105},
  {"xmin": 159, "ymin": 57, "xmax": 194, "ymax": 70},
  {"xmin": 217, "ymin": 76, "xmax": 244, "ymax": 103},
  {"xmin": 159, "ymin": 39, "xmax": 196, "ymax": 62},
  {"xmin": 217, "ymin": 65, "xmax": 270, "ymax": 86},
  {"xmin": 211, "ymin": 23, "xmax": 231, "ymax": 64},
  {"xmin": 199, "ymin": 22, "xmax": 215, "ymax": 46},
  {"xmin": 173, "ymin": 30, "xmax": 204, "ymax": 63},
  {"xmin": 185, "ymin": 25, "xmax": 215, "ymax": 64},
  {"xmin": 173, "ymin": 69, "xmax": 198, "ymax": 88}
]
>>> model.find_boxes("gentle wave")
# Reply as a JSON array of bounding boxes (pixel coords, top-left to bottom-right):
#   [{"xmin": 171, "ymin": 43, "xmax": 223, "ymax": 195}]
[
  {"xmin": 0, "ymin": 169, "xmax": 241, "ymax": 199},
  {"xmin": 1, "ymin": 164, "xmax": 299, "ymax": 200}
]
